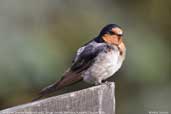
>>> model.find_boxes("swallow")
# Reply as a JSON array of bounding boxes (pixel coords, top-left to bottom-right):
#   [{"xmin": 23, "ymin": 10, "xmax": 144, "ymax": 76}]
[{"xmin": 33, "ymin": 24, "xmax": 126, "ymax": 101}]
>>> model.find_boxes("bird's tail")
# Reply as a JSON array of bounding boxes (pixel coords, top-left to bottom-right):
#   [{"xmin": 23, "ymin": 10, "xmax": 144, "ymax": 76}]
[
  {"xmin": 32, "ymin": 71, "xmax": 83, "ymax": 101},
  {"xmin": 32, "ymin": 81, "xmax": 59, "ymax": 101}
]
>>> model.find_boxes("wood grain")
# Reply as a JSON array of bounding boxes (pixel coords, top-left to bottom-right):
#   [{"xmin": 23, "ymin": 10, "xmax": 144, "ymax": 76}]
[{"xmin": 1, "ymin": 82, "xmax": 115, "ymax": 114}]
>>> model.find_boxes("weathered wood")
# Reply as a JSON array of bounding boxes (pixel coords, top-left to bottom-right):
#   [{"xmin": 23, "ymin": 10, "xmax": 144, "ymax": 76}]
[{"xmin": 1, "ymin": 82, "xmax": 115, "ymax": 114}]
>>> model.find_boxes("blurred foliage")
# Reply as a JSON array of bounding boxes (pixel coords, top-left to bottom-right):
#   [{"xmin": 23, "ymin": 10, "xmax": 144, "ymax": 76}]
[{"xmin": 0, "ymin": 0, "xmax": 170, "ymax": 113}]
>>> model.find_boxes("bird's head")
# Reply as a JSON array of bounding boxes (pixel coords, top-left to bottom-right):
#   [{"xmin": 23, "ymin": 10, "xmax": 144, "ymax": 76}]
[{"xmin": 98, "ymin": 24, "xmax": 123, "ymax": 46}]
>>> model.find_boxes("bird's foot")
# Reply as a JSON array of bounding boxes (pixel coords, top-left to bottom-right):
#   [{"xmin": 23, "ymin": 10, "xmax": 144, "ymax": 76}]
[
  {"xmin": 94, "ymin": 80, "xmax": 102, "ymax": 86},
  {"xmin": 104, "ymin": 81, "xmax": 111, "ymax": 87}
]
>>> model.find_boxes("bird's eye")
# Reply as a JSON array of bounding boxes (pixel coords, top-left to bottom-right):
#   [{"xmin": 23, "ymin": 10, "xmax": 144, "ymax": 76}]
[
  {"xmin": 108, "ymin": 31, "xmax": 115, "ymax": 35},
  {"xmin": 117, "ymin": 34, "xmax": 123, "ymax": 37},
  {"xmin": 108, "ymin": 31, "xmax": 123, "ymax": 37}
]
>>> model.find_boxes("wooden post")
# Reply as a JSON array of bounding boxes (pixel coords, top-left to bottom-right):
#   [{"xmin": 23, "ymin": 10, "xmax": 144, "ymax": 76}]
[{"xmin": 1, "ymin": 82, "xmax": 115, "ymax": 114}]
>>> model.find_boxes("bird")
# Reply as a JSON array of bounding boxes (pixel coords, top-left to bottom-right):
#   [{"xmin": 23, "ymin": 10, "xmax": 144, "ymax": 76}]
[{"xmin": 33, "ymin": 24, "xmax": 126, "ymax": 101}]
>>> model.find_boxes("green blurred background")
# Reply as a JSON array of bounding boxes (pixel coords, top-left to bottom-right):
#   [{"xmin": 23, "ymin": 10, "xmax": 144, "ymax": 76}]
[{"xmin": 0, "ymin": 0, "xmax": 170, "ymax": 113}]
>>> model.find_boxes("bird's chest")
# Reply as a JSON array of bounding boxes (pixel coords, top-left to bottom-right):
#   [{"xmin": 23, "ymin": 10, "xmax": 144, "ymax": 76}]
[
  {"xmin": 92, "ymin": 50, "xmax": 121, "ymax": 77},
  {"xmin": 82, "ymin": 48, "xmax": 124, "ymax": 83}
]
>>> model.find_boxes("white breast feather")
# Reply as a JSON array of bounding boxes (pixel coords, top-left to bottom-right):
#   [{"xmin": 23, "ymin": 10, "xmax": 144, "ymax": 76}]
[{"xmin": 82, "ymin": 46, "xmax": 124, "ymax": 84}]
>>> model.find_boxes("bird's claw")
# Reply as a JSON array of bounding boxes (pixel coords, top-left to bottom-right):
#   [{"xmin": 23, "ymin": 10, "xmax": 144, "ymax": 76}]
[{"xmin": 104, "ymin": 81, "xmax": 111, "ymax": 87}]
